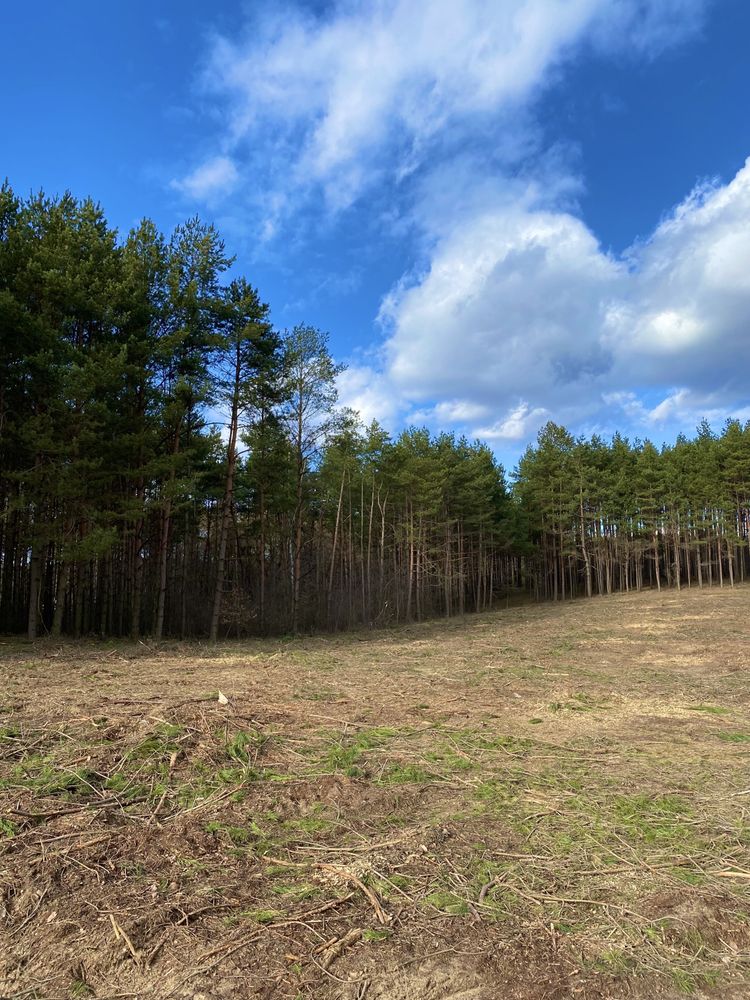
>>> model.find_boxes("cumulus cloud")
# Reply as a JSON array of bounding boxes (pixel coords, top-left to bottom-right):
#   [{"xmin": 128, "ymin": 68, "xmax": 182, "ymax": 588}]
[
  {"xmin": 172, "ymin": 0, "xmax": 733, "ymax": 453},
  {"xmin": 377, "ymin": 159, "xmax": 750, "ymax": 439},
  {"xmin": 336, "ymin": 364, "xmax": 403, "ymax": 429},
  {"xmin": 604, "ymin": 389, "xmax": 750, "ymax": 432},
  {"xmin": 171, "ymin": 155, "xmax": 239, "ymax": 201},
  {"xmin": 475, "ymin": 402, "xmax": 550, "ymax": 441},
  {"xmin": 381, "ymin": 205, "xmax": 622, "ymax": 405},
  {"xmin": 605, "ymin": 169, "xmax": 750, "ymax": 388},
  {"xmin": 410, "ymin": 399, "xmax": 493, "ymax": 426}
]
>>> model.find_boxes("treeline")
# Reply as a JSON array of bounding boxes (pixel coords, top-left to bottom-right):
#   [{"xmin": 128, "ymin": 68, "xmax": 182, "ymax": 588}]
[
  {"xmin": 0, "ymin": 185, "xmax": 515, "ymax": 638},
  {"xmin": 1, "ymin": 184, "xmax": 749, "ymax": 640},
  {"xmin": 516, "ymin": 422, "xmax": 750, "ymax": 600}
]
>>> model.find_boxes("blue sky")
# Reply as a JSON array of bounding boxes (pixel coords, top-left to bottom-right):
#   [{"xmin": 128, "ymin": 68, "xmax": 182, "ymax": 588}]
[{"xmin": 4, "ymin": 0, "xmax": 750, "ymax": 469}]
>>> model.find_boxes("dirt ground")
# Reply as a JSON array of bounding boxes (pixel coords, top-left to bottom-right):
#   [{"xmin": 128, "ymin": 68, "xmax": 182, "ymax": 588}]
[{"xmin": 2, "ymin": 587, "xmax": 750, "ymax": 1000}]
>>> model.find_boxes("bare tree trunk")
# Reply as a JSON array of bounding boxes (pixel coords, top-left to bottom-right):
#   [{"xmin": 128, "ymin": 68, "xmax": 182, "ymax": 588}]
[
  {"xmin": 579, "ymin": 488, "xmax": 592, "ymax": 599},
  {"xmin": 259, "ymin": 488, "xmax": 266, "ymax": 631},
  {"xmin": 696, "ymin": 533, "xmax": 703, "ymax": 588},
  {"xmin": 366, "ymin": 476, "xmax": 375, "ymax": 621},
  {"xmin": 292, "ymin": 487, "xmax": 303, "ymax": 633},
  {"xmin": 458, "ymin": 527, "xmax": 465, "ymax": 615},
  {"xmin": 27, "ymin": 541, "xmax": 42, "ymax": 640},
  {"xmin": 51, "ymin": 557, "xmax": 69, "ymax": 637},
  {"xmin": 444, "ymin": 519, "xmax": 451, "ymax": 618},
  {"xmin": 727, "ymin": 535, "xmax": 735, "ymax": 588},
  {"xmin": 209, "ymin": 356, "xmax": 241, "ymax": 643},
  {"xmin": 406, "ymin": 503, "xmax": 414, "ymax": 621},
  {"xmin": 130, "ymin": 484, "xmax": 145, "ymax": 640},
  {"xmin": 327, "ymin": 467, "xmax": 346, "ymax": 624},
  {"xmin": 378, "ymin": 491, "xmax": 387, "ymax": 614},
  {"xmin": 360, "ymin": 476, "xmax": 366, "ymax": 623},
  {"xmin": 155, "ymin": 428, "xmax": 181, "ymax": 640}
]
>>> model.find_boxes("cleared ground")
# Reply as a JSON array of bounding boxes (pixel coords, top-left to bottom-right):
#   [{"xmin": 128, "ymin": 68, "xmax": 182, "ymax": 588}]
[{"xmin": 2, "ymin": 587, "xmax": 750, "ymax": 1000}]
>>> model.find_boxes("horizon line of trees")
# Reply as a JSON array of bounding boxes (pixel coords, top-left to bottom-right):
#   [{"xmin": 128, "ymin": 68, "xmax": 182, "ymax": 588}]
[{"xmin": 1, "ymin": 184, "xmax": 749, "ymax": 640}]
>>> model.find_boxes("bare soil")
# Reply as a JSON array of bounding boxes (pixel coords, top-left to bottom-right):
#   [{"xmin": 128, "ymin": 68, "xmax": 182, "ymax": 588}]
[{"xmin": 2, "ymin": 587, "xmax": 750, "ymax": 999}]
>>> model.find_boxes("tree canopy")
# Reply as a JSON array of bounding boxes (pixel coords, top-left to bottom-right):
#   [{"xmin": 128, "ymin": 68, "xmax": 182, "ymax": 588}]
[{"xmin": 1, "ymin": 182, "xmax": 749, "ymax": 639}]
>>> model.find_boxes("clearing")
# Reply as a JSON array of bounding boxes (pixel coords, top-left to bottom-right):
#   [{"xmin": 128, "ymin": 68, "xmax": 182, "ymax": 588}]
[{"xmin": 2, "ymin": 587, "xmax": 750, "ymax": 999}]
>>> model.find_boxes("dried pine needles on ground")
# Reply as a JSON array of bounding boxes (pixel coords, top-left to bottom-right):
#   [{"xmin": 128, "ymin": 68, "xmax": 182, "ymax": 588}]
[{"xmin": 2, "ymin": 586, "xmax": 750, "ymax": 999}]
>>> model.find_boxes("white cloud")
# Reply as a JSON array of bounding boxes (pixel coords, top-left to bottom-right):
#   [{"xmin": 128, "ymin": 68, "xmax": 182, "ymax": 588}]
[
  {"xmin": 373, "ymin": 158, "xmax": 750, "ymax": 439},
  {"xmin": 588, "ymin": 0, "xmax": 706, "ymax": 57},
  {"xmin": 648, "ymin": 388, "xmax": 694, "ymax": 422},
  {"xmin": 602, "ymin": 389, "xmax": 750, "ymax": 439},
  {"xmin": 195, "ymin": 0, "xmax": 705, "ymax": 214},
  {"xmin": 475, "ymin": 402, "xmax": 550, "ymax": 441},
  {"xmin": 605, "ymin": 162, "xmax": 750, "ymax": 388},
  {"xmin": 336, "ymin": 365, "xmax": 402, "ymax": 429},
  {"xmin": 173, "ymin": 0, "xmax": 731, "ymax": 452},
  {"xmin": 410, "ymin": 399, "xmax": 492, "ymax": 426},
  {"xmin": 381, "ymin": 204, "xmax": 622, "ymax": 406},
  {"xmin": 171, "ymin": 155, "xmax": 239, "ymax": 201}
]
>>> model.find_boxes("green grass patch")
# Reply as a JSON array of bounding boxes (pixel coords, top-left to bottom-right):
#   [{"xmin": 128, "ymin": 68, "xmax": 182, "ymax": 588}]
[
  {"xmin": 10, "ymin": 755, "xmax": 103, "ymax": 798},
  {"xmin": 362, "ymin": 928, "xmax": 391, "ymax": 942},
  {"xmin": 612, "ymin": 793, "xmax": 692, "ymax": 846},
  {"xmin": 378, "ymin": 762, "xmax": 434, "ymax": 784},
  {"xmin": 422, "ymin": 888, "xmax": 469, "ymax": 916},
  {"xmin": 127, "ymin": 723, "xmax": 183, "ymax": 761},
  {"xmin": 270, "ymin": 882, "xmax": 319, "ymax": 901},
  {"xmin": 224, "ymin": 728, "xmax": 268, "ymax": 764},
  {"xmin": 319, "ymin": 726, "xmax": 397, "ymax": 776},
  {"xmin": 589, "ymin": 948, "xmax": 635, "ymax": 976},
  {"xmin": 205, "ymin": 819, "xmax": 265, "ymax": 846},
  {"xmin": 70, "ymin": 979, "xmax": 94, "ymax": 998},
  {"xmin": 284, "ymin": 814, "xmax": 333, "ymax": 836}
]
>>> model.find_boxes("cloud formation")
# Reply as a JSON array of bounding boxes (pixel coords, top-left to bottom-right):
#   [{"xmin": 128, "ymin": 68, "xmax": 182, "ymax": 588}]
[
  {"xmin": 171, "ymin": 155, "xmax": 239, "ymax": 201},
  {"xmin": 375, "ymin": 159, "xmax": 750, "ymax": 442},
  {"xmin": 171, "ymin": 0, "xmax": 750, "ymax": 459},
  {"xmin": 180, "ymin": 0, "xmax": 706, "ymax": 212}
]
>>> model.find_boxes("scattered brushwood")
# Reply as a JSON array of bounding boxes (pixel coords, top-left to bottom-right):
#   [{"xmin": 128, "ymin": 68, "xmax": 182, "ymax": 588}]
[{"xmin": 3, "ymin": 587, "xmax": 750, "ymax": 997}]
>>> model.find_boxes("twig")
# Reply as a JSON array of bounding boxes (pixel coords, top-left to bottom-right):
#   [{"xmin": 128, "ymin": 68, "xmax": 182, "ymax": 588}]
[
  {"xmin": 10, "ymin": 887, "xmax": 49, "ymax": 938},
  {"xmin": 293, "ymin": 832, "xmax": 415, "ymax": 854},
  {"xmin": 478, "ymin": 876, "xmax": 500, "ymax": 903},
  {"xmin": 11, "ymin": 794, "xmax": 148, "ymax": 821},
  {"xmin": 265, "ymin": 856, "xmax": 390, "ymax": 924},
  {"xmin": 147, "ymin": 786, "xmax": 170, "ymax": 826},
  {"xmin": 159, "ymin": 893, "xmax": 356, "ymax": 997},
  {"xmin": 319, "ymin": 927, "xmax": 362, "ymax": 969},
  {"xmin": 109, "ymin": 914, "xmax": 142, "ymax": 966}
]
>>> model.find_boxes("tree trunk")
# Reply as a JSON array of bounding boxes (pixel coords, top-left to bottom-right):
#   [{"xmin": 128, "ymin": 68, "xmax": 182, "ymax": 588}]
[
  {"xmin": 209, "ymin": 356, "xmax": 241, "ymax": 643},
  {"xmin": 27, "ymin": 540, "xmax": 42, "ymax": 640},
  {"xmin": 327, "ymin": 467, "xmax": 346, "ymax": 625},
  {"xmin": 155, "ymin": 425, "xmax": 181, "ymax": 640},
  {"xmin": 51, "ymin": 559, "xmax": 69, "ymax": 637},
  {"xmin": 579, "ymin": 488, "xmax": 592, "ymax": 599}
]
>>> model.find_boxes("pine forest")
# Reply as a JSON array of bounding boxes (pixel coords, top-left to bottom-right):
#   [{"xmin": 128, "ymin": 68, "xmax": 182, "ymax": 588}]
[{"xmin": 2, "ymin": 185, "xmax": 750, "ymax": 641}]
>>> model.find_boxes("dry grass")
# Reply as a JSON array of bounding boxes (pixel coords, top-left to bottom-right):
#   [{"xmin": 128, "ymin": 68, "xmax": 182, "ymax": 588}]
[{"xmin": 2, "ymin": 586, "xmax": 750, "ymax": 999}]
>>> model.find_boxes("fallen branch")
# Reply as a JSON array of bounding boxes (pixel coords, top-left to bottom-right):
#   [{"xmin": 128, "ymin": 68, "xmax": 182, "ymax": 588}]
[
  {"xmin": 158, "ymin": 892, "xmax": 356, "ymax": 997},
  {"xmin": 319, "ymin": 927, "xmax": 362, "ymax": 969},
  {"xmin": 109, "ymin": 914, "xmax": 142, "ymax": 966},
  {"xmin": 265, "ymin": 855, "xmax": 390, "ymax": 924}
]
